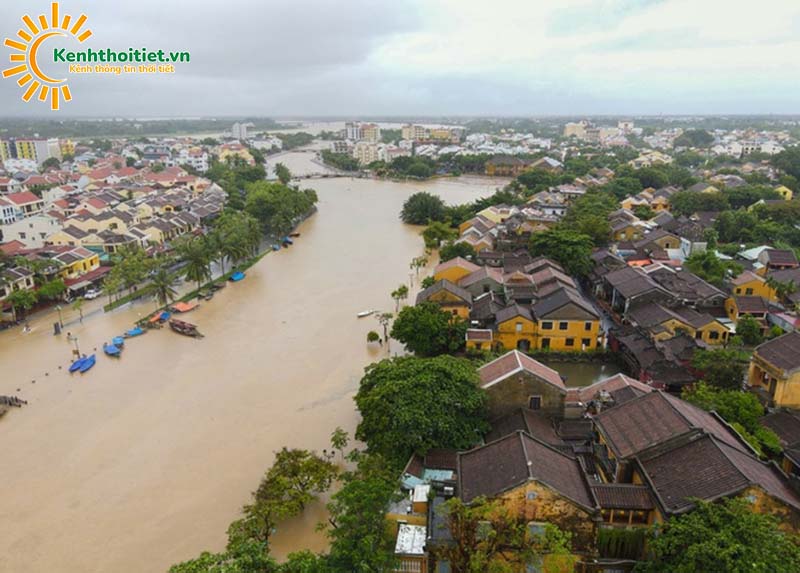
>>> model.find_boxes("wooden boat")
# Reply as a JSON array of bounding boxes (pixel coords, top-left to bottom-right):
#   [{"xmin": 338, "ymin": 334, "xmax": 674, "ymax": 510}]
[
  {"xmin": 103, "ymin": 343, "xmax": 121, "ymax": 357},
  {"xmin": 79, "ymin": 354, "xmax": 96, "ymax": 373},
  {"xmin": 169, "ymin": 319, "xmax": 204, "ymax": 339},
  {"xmin": 171, "ymin": 301, "xmax": 198, "ymax": 313},
  {"xmin": 357, "ymin": 309, "xmax": 376, "ymax": 318},
  {"xmin": 289, "ymin": 232, "xmax": 301, "ymax": 238}
]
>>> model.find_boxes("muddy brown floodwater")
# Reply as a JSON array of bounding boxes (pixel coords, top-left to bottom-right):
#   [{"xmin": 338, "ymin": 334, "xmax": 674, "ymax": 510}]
[{"xmin": 0, "ymin": 159, "xmax": 507, "ymax": 572}]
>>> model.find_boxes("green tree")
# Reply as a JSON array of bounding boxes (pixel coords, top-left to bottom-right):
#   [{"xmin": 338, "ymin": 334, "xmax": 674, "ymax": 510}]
[
  {"xmin": 391, "ymin": 301, "xmax": 467, "ymax": 356},
  {"xmin": 673, "ymin": 128, "xmax": 714, "ymax": 148},
  {"xmin": 244, "ymin": 181, "xmax": 317, "ymax": 237},
  {"xmin": 529, "ymin": 229, "xmax": 594, "ymax": 277},
  {"xmin": 168, "ymin": 538, "xmax": 278, "ymax": 573},
  {"xmin": 635, "ymin": 498, "xmax": 800, "ymax": 573},
  {"xmin": 376, "ymin": 312, "xmax": 393, "ymax": 344},
  {"xmin": 439, "ymin": 241, "xmax": 476, "ymax": 263},
  {"xmin": 323, "ymin": 451, "xmax": 399, "ymax": 572},
  {"xmin": 367, "ymin": 330, "xmax": 381, "ymax": 344},
  {"xmin": 227, "ymin": 448, "xmax": 337, "ymax": 550},
  {"xmin": 72, "ymin": 298, "xmax": 84, "ymax": 322},
  {"xmin": 274, "ymin": 163, "xmax": 291, "ymax": 185},
  {"xmin": 772, "ymin": 146, "xmax": 800, "ymax": 180},
  {"xmin": 176, "ymin": 236, "xmax": 213, "ymax": 291},
  {"xmin": 736, "ymin": 315, "xmax": 764, "ymax": 346},
  {"xmin": 421, "ymin": 276, "xmax": 436, "ymax": 289},
  {"xmin": 422, "ymin": 221, "xmax": 457, "ymax": 249},
  {"xmin": 433, "ymin": 496, "xmax": 575, "ymax": 573},
  {"xmin": 633, "ymin": 205, "xmax": 655, "ymax": 220},
  {"xmin": 691, "ymin": 348, "xmax": 747, "ymax": 390},
  {"xmin": 7, "ymin": 289, "xmax": 37, "ymax": 321},
  {"xmin": 685, "ymin": 250, "xmax": 742, "ymax": 287},
  {"xmin": 390, "ymin": 284, "xmax": 409, "ymax": 312},
  {"xmin": 354, "ymin": 355, "xmax": 488, "ymax": 467},
  {"xmin": 41, "ymin": 157, "xmax": 61, "ymax": 171},
  {"xmin": 410, "ymin": 255, "xmax": 429, "ymax": 277},
  {"xmin": 330, "ymin": 427, "xmax": 349, "ymax": 460},
  {"xmin": 401, "ymin": 192, "xmax": 447, "ymax": 224},
  {"xmin": 38, "ymin": 278, "xmax": 66, "ymax": 301},
  {"xmin": 151, "ymin": 162, "xmax": 165, "ymax": 173},
  {"xmin": 149, "ymin": 268, "xmax": 178, "ymax": 309}
]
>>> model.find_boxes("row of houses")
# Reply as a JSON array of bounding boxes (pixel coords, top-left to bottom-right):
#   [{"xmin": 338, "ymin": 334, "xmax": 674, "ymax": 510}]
[{"xmin": 387, "ymin": 349, "xmax": 800, "ymax": 572}]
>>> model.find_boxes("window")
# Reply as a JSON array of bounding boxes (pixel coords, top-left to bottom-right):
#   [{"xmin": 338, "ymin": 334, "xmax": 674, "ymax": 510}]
[
  {"xmin": 529, "ymin": 396, "xmax": 542, "ymax": 410},
  {"xmin": 526, "ymin": 491, "xmax": 538, "ymax": 500},
  {"xmin": 565, "ymin": 338, "xmax": 575, "ymax": 347},
  {"xmin": 559, "ymin": 321, "xmax": 568, "ymax": 330},
  {"xmin": 745, "ymin": 287, "xmax": 753, "ymax": 295},
  {"xmin": 584, "ymin": 321, "xmax": 593, "ymax": 331},
  {"xmin": 541, "ymin": 321, "xmax": 553, "ymax": 330},
  {"xmin": 19, "ymin": 232, "xmax": 26, "ymax": 239},
  {"xmin": 695, "ymin": 331, "xmax": 703, "ymax": 339},
  {"xmin": 735, "ymin": 288, "xmax": 742, "ymax": 294},
  {"xmin": 582, "ymin": 338, "xmax": 591, "ymax": 348},
  {"xmin": 483, "ymin": 285, "xmax": 490, "ymax": 293},
  {"xmin": 515, "ymin": 322, "xmax": 523, "ymax": 332},
  {"xmin": 541, "ymin": 338, "xmax": 550, "ymax": 349},
  {"xmin": 527, "ymin": 522, "xmax": 546, "ymax": 538},
  {"xmin": 709, "ymin": 331, "xmax": 719, "ymax": 340}
]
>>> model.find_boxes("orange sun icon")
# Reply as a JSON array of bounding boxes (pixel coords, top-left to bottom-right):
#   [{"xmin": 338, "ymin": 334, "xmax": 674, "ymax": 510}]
[{"xmin": 3, "ymin": 2, "xmax": 92, "ymax": 111}]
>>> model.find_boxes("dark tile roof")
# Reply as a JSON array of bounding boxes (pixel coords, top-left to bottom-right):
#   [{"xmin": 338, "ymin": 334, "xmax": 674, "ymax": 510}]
[
  {"xmin": 754, "ymin": 331, "xmax": 800, "ymax": 374},
  {"xmin": 532, "ymin": 286, "xmax": 598, "ymax": 320},
  {"xmin": 640, "ymin": 434, "xmax": 800, "ymax": 514},
  {"xmin": 595, "ymin": 391, "xmax": 747, "ymax": 460},
  {"xmin": 649, "ymin": 268, "xmax": 726, "ymax": 302},
  {"xmin": 734, "ymin": 295, "xmax": 768, "ymax": 314},
  {"xmin": 765, "ymin": 249, "xmax": 799, "ymax": 266},
  {"xmin": 416, "ymin": 279, "xmax": 472, "ymax": 305},
  {"xmin": 495, "ymin": 303, "xmax": 534, "ymax": 324},
  {"xmin": 591, "ymin": 484, "xmax": 655, "ymax": 510},
  {"xmin": 458, "ymin": 432, "xmax": 594, "ymax": 508},
  {"xmin": 485, "ymin": 408, "xmax": 564, "ymax": 445},
  {"xmin": 760, "ymin": 411, "xmax": 800, "ymax": 448}
]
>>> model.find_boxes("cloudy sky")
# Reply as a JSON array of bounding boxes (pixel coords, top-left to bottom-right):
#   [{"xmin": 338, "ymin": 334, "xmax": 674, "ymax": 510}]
[{"xmin": 1, "ymin": 0, "xmax": 799, "ymax": 117}]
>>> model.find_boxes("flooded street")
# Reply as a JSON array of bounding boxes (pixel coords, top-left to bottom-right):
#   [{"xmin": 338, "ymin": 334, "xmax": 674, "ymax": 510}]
[{"xmin": 0, "ymin": 153, "xmax": 506, "ymax": 573}]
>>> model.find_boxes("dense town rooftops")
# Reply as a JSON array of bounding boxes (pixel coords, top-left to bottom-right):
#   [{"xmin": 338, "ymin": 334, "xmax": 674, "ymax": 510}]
[
  {"xmin": 478, "ymin": 350, "xmax": 565, "ymax": 390},
  {"xmin": 485, "ymin": 408, "xmax": 563, "ymax": 445},
  {"xmin": 590, "ymin": 484, "xmax": 654, "ymax": 510},
  {"xmin": 565, "ymin": 373, "xmax": 653, "ymax": 404},
  {"xmin": 416, "ymin": 279, "xmax": 473, "ymax": 305}
]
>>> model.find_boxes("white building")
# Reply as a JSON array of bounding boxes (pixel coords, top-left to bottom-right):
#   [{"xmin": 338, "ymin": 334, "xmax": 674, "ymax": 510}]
[
  {"xmin": 345, "ymin": 122, "xmax": 362, "ymax": 141},
  {"xmin": 330, "ymin": 140, "xmax": 351, "ymax": 154},
  {"xmin": 0, "ymin": 197, "xmax": 18, "ymax": 225},
  {"xmin": 3, "ymin": 158, "xmax": 38, "ymax": 172},
  {"xmin": 2, "ymin": 214, "xmax": 62, "ymax": 248},
  {"xmin": 177, "ymin": 149, "xmax": 210, "ymax": 172},
  {"xmin": 251, "ymin": 137, "xmax": 283, "ymax": 151},
  {"xmin": 232, "ymin": 122, "xmax": 254, "ymax": 141},
  {"xmin": 352, "ymin": 142, "xmax": 386, "ymax": 165}
]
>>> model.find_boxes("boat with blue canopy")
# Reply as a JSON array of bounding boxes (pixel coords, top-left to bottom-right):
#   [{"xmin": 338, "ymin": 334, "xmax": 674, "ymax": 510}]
[
  {"xmin": 69, "ymin": 356, "xmax": 87, "ymax": 373},
  {"xmin": 103, "ymin": 343, "xmax": 121, "ymax": 357},
  {"xmin": 112, "ymin": 336, "xmax": 125, "ymax": 347},
  {"xmin": 124, "ymin": 326, "xmax": 144, "ymax": 338},
  {"xmin": 79, "ymin": 354, "xmax": 96, "ymax": 373},
  {"xmin": 230, "ymin": 271, "xmax": 245, "ymax": 282}
]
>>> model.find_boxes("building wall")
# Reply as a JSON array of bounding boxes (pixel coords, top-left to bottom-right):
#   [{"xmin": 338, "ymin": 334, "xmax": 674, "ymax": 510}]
[
  {"xmin": 496, "ymin": 316, "xmax": 536, "ymax": 351},
  {"xmin": 500, "ymin": 481, "xmax": 597, "ymax": 554},
  {"xmin": 748, "ymin": 355, "xmax": 800, "ymax": 409},
  {"xmin": 537, "ymin": 318, "xmax": 600, "ymax": 352},
  {"xmin": 424, "ymin": 290, "xmax": 470, "ymax": 320},
  {"xmin": 484, "ymin": 371, "xmax": 565, "ymax": 419},
  {"xmin": 741, "ymin": 486, "xmax": 800, "ymax": 534},
  {"xmin": 434, "ymin": 266, "xmax": 474, "ymax": 284}
]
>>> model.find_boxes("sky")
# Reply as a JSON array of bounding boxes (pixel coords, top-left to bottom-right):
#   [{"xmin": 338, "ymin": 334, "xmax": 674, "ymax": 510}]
[{"xmin": 1, "ymin": 0, "xmax": 799, "ymax": 117}]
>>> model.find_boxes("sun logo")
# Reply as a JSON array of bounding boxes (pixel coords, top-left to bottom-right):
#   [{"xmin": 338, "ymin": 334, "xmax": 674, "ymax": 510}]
[{"xmin": 3, "ymin": 2, "xmax": 91, "ymax": 111}]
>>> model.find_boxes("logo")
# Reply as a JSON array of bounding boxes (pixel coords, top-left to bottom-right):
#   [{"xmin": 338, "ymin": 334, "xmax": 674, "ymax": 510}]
[{"xmin": 3, "ymin": 2, "xmax": 91, "ymax": 111}]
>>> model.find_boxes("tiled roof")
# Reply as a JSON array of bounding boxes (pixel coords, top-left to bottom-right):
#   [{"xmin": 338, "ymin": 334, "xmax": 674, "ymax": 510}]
[
  {"xmin": 734, "ymin": 295, "xmax": 768, "ymax": 314},
  {"xmin": 533, "ymin": 287, "xmax": 598, "ymax": 320},
  {"xmin": 478, "ymin": 350, "xmax": 565, "ymax": 391},
  {"xmin": 640, "ymin": 434, "xmax": 800, "ymax": 514},
  {"xmin": 760, "ymin": 410, "xmax": 800, "ymax": 447},
  {"xmin": 495, "ymin": 303, "xmax": 533, "ymax": 324},
  {"xmin": 595, "ymin": 391, "xmax": 747, "ymax": 460},
  {"xmin": 765, "ymin": 249, "xmax": 799, "ymax": 266},
  {"xmin": 434, "ymin": 256, "xmax": 480, "ymax": 276},
  {"xmin": 566, "ymin": 373, "xmax": 654, "ymax": 404},
  {"xmin": 591, "ymin": 484, "xmax": 654, "ymax": 510},
  {"xmin": 754, "ymin": 331, "xmax": 800, "ymax": 374},
  {"xmin": 458, "ymin": 432, "xmax": 594, "ymax": 508},
  {"xmin": 485, "ymin": 408, "xmax": 564, "ymax": 445},
  {"xmin": 416, "ymin": 279, "xmax": 472, "ymax": 305},
  {"xmin": 6, "ymin": 191, "xmax": 41, "ymax": 205}
]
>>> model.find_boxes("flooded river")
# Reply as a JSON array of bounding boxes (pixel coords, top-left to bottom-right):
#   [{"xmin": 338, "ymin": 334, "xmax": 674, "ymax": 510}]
[{"xmin": 0, "ymin": 152, "xmax": 506, "ymax": 573}]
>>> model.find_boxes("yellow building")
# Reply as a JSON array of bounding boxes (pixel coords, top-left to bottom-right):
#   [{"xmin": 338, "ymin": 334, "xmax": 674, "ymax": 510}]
[
  {"xmin": 433, "ymin": 257, "xmax": 480, "ymax": 284},
  {"xmin": 15, "ymin": 140, "xmax": 37, "ymax": 161},
  {"xmin": 52, "ymin": 247, "xmax": 100, "ymax": 280},
  {"xmin": 59, "ymin": 139, "xmax": 75, "ymax": 157},
  {"xmin": 730, "ymin": 270, "xmax": 777, "ymax": 300},
  {"xmin": 748, "ymin": 331, "xmax": 800, "ymax": 409},
  {"xmin": 415, "ymin": 279, "xmax": 472, "ymax": 320},
  {"xmin": 495, "ymin": 304, "xmax": 537, "ymax": 350},
  {"xmin": 533, "ymin": 288, "xmax": 601, "ymax": 351},
  {"xmin": 775, "ymin": 185, "xmax": 794, "ymax": 201},
  {"xmin": 0, "ymin": 140, "xmax": 10, "ymax": 162}
]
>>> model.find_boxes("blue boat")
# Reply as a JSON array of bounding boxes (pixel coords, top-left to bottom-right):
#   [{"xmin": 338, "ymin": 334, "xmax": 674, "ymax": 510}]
[
  {"xmin": 112, "ymin": 336, "xmax": 125, "ymax": 347},
  {"xmin": 69, "ymin": 356, "xmax": 87, "ymax": 373},
  {"xmin": 79, "ymin": 354, "xmax": 96, "ymax": 373},
  {"xmin": 103, "ymin": 343, "xmax": 121, "ymax": 357},
  {"xmin": 282, "ymin": 237, "xmax": 293, "ymax": 245},
  {"xmin": 160, "ymin": 311, "xmax": 171, "ymax": 321},
  {"xmin": 271, "ymin": 244, "xmax": 281, "ymax": 251},
  {"xmin": 125, "ymin": 326, "xmax": 144, "ymax": 338},
  {"xmin": 230, "ymin": 271, "xmax": 245, "ymax": 282}
]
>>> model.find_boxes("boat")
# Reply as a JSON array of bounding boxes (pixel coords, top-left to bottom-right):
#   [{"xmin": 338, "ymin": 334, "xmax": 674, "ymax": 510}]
[
  {"xmin": 149, "ymin": 311, "xmax": 171, "ymax": 324},
  {"xmin": 282, "ymin": 237, "xmax": 294, "ymax": 245},
  {"xmin": 357, "ymin": 309, "xmax": 377, "ymax": 318},
  {"xmin": 124, "ymin": 326, "xmax": 144, "ymax": 338},
  {"xmin": 112, "ymin": 336, "xmax": 125, "ymax": 347},
  {"xmin": 171, "ymin": 301, "xmax": 198, "ymax": 313},
  {"xmin": 289, "ymin": 232, "xmax": 301, "ymax": 238},
  {"xmin": 169, "ymin": 319, "xmax": 204, "ymax": 339},
  {"xmin": 271, "ymin": 244, "xmax": 281, "ymax": 251},
  {"xmin": 210, "ymin": 282, "xmax": 226, "ymax": 292},
  {"xmin": 230, "ymin": 271, "xmax": 246, "ymax": 282},
  {"xmin": 79, "ymin": 354, "xmax": 96, "ymax": 373},
  {"xmin": 69, "ymin": 356, "xmax": 87, "ymax": 373},
  {"xmin": 103, "ymin": 343, "xmax": 121, "ymax": 357}
]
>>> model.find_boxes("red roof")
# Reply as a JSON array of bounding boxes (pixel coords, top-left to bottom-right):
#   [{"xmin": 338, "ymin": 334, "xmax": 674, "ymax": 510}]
[
  {"xmin": 0, "ymin": 240, "xmax": 26, "ymax": 255},
  {"xmin": 6, "ymin": 191, "xmax": 41, "ymax": 205},
  {"xmin": 63, "ymin": 265, "xmax": 110, "ymax": 287},
  {"xmin": 478, "ymin": 350, "xmax": 565, "ymax": 390}
]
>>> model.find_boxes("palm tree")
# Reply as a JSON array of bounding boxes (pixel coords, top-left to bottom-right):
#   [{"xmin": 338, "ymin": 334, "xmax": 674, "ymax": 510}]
[
  {"xmin": 391, "ymin": 284, "xmax": 409, "ymax": 312},
  {"xmin": 178, "ymin": 237, "xmax": 213, "ymax": 291},
  {"xmin": 7, "ymin": 289, "xmax": 37, "ymax": 322},
  {"xmin": 72, "ymin": 298, "xmax": 84, "ymax": 322},
  {"xmin": 149, "ymin": 269, "xmax": 178, "ymax": 309},
  {"xmin": 410, "ymin": 256, "xmax": 429, "ymax": 278}
]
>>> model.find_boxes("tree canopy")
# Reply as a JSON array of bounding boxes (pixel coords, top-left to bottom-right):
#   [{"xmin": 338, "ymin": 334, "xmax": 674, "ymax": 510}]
[
  {"xmin": 635, "ymin": 498, "xmax": 800, "ymax": 573},
  {"xmin": 529, "ymin": 229, "xmax": 594, "ymax": 277},
  {"xmin": 391, "ymin": 301, "xmax": 468, "ymax": 356},
  {"xmin": 401, "ymin": 191, "xmax": 447, "ymax": 224},
  {"xmin": 691, "ymin": 348, "xmax": 747, "ymax": 390},
  {"xmin": 354, "ymin": 355, "xmax": 488, "ymax": 468}
]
